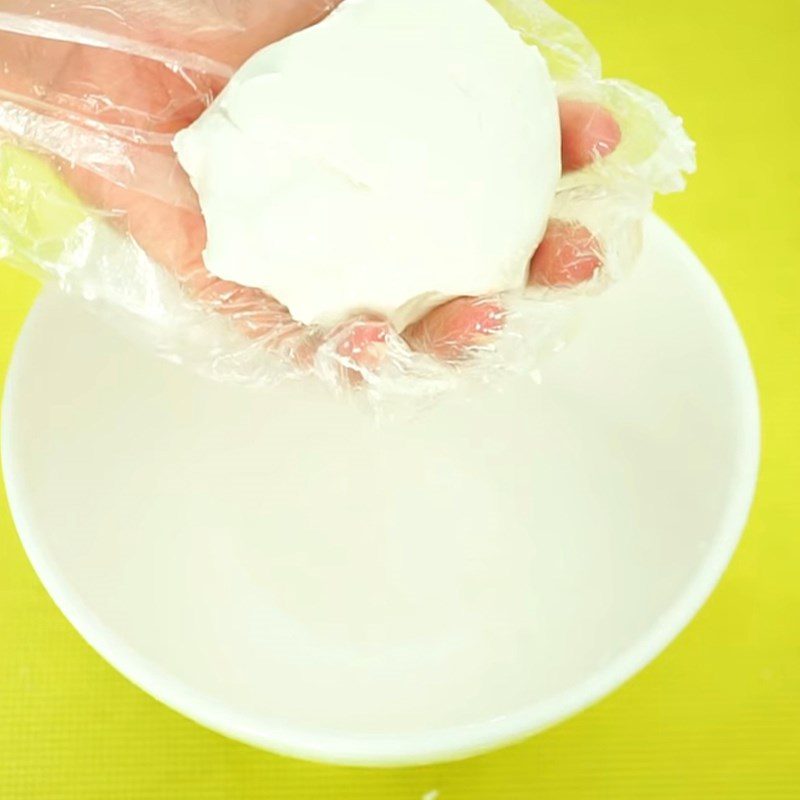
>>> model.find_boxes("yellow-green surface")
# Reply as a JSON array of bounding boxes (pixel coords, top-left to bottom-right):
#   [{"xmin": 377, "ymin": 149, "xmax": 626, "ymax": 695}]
[{"xmin": 1, "ymin": 0, "xmax": 798, "ymax": 796}]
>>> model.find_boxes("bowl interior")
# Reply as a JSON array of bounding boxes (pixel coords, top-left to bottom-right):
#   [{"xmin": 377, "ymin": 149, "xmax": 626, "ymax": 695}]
[{"xmin": 1, "ymin": 216, "xmax": 759, "ymax": 764}]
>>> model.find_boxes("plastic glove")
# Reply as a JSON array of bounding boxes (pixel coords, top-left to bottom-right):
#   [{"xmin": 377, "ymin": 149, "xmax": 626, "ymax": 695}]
[{"xmin": 0, "ymin": 0, "xmax": 694, "ymax": 395}]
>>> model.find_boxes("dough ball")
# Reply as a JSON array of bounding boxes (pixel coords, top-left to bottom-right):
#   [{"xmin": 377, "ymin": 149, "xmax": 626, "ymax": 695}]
[{"xmin": 174, "ymin": 0, "xmax": 561, "ymax": 329}]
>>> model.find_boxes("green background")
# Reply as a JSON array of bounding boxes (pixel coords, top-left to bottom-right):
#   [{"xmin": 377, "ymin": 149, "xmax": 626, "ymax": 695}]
[{"xmin": 1, "ymin": 1, "xmax": 798, "ymax": 796}]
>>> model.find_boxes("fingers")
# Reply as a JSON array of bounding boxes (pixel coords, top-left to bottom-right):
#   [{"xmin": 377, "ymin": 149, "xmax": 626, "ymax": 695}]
[
  {"xmin": 532, "ymin": 102, "xmax": 618, "ymax": 285},
  {"xmin": 405, "ymin": 219, "xmax": 603, "ymax": 361},
  {"xmin": 529, "ymin": 220, "xmax": 603, "ymax": 287},
  {"xmin": 558, "ymin": 99, "xmax": 622, "ymax": 173},
  {"xmin": 332, "ymin": 318, "xmax": 393, "ymax": 384},
  {"xmin": 404, "ymin": 297, "xmax": 505, "ymax": 361}
]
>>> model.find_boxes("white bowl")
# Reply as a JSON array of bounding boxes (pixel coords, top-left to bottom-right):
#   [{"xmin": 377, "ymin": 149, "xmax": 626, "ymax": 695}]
[{"xmin": 1, "ymin": 216, "xmax": 759, "ymax": 766}]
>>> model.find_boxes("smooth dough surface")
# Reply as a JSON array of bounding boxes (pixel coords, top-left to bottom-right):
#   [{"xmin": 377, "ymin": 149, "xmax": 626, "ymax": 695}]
[{"xmin": 174, "ymin": 0, "xmax": 561, "ymax": 328}]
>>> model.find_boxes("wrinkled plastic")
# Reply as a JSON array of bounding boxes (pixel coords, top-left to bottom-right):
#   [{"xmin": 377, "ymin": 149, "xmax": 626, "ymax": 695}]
[{"xmin": 0, "ymin": 0, "xmax": 695, "ymax": 403}]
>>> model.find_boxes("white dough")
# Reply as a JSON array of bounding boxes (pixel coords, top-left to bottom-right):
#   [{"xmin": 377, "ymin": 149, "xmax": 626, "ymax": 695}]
[{"xmin": 174, "ymin": 0, "xmax": 561, "ymax": 329}]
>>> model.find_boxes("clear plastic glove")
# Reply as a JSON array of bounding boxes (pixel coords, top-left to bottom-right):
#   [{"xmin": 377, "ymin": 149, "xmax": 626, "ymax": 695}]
[{"xmin": 0, "ymin": 0, "xmax": 695, "ymax": 398}]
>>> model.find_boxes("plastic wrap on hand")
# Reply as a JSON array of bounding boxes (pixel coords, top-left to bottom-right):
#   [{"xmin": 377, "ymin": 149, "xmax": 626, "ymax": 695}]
[{"xmin": 0, "ymin": 0, "xmax": 696, "ymax": 404}]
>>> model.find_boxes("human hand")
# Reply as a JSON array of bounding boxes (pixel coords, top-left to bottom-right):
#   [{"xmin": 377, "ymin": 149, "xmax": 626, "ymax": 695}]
[{"xmin": 0, "ymin": 0, "xmax": 621, "ymax": 374}]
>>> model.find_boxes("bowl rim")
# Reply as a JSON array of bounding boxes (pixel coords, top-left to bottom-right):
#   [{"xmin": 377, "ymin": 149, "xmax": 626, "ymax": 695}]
[{"xmin": 1, "ymin": 216, "xmax": 761, "ymax": 767}]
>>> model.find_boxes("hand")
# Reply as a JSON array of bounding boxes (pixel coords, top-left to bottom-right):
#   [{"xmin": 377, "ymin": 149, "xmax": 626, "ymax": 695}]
[{"xmin": 0, "ymin": 1, "xmax": 621, "ymax": 372}]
